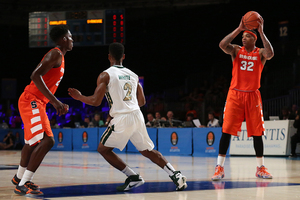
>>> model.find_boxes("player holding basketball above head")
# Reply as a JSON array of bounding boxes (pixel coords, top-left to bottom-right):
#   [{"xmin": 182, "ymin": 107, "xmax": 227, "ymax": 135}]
[
  {"xmin": 211, "ymin": 15, "xmax": 274, "ymax": 181},
  {"xmin": 68, "ymin": 42, "xmax": 187, "ymax": 191},
  {"xmin": 12, "ymin": 25, "xmax": 73, "ymax": 197}
]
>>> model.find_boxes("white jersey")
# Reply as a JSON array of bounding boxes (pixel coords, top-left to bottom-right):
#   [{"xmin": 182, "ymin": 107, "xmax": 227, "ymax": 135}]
[{"xmin": 104, "ymin": 65, "xmax": 140, "ymax": 117}]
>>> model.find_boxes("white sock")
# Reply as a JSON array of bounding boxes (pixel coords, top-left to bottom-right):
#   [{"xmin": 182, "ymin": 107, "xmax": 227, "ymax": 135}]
[
  {"xmin": 217, "ymin": 156, "xmax": 226, "ymax": 167},
  {"xmin": 121, "ymin": 166, "xmax": 137, "ymax": 177},
  {"xmin": 256, "ymin": 157, "xmax": 264, "ymax": 167},
  {"xmin": 19, "ymin": 170, "xmax": 34, "ymax": 186},
  {"xmin": 163, "ymin": 163, "xmax": 176, "ymax": 176},
  {"xmin": 16, "ymin": 165, "xmax": 26, "ymax": 179}
]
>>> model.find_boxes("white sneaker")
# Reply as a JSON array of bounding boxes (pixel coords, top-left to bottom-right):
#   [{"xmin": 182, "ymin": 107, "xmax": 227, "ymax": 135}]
[
  {"xmin": 116, "ymin": 174, "xmax": 145, "ymax": 191},
  {"xmin": 169, "ymin": 171, "xmax": 188, "ymax": 191}
]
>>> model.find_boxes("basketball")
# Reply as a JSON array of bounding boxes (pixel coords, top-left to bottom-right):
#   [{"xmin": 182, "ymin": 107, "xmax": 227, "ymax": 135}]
[{"xmin": 243, "ymin": 11, "xmax": 261, "ymax": 30}]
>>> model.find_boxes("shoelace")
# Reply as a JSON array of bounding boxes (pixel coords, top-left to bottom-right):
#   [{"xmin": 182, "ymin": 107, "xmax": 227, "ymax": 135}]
[
  {"xmin": 214, "ymin": 166, "xmax": 222, "ymax": 175},
  {"xmin": 259, "ymin": 167, "xmax": 270, "ymax": 175}
]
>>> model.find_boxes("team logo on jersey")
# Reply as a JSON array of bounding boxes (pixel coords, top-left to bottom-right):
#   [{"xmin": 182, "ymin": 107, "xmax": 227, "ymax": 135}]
[
  {"xmin": 58, "ymin": 132, "xmax": 63, "ymax": 143},
  {"xmin": 31, "ymin": 101, "xmax": 37, "ymax": 109},
  {"xmin": 82, "ymin": 131, "xmax": 88, "ymax": 143},
  {"xmin": 206, "ymin": 131, "xmax": 215, "ymax": 146},
  {"xmin": 171, "ymin": 132, "xmax": 178, "ymax": 146}
]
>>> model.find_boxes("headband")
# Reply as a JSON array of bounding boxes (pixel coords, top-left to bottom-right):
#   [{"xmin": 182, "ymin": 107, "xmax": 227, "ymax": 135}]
[{"xmin": 244, "ymin": 30, "xmax": 257, "ymax": 40}]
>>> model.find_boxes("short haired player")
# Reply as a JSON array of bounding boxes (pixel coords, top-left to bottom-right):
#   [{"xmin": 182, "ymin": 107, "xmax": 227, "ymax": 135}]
[
  {"xmin": 211, "ymin": 16, "xmax": 274, "ymax": 180},
  {"xmin": 12, "ymin": 25, "xmax": 73, "ymax": 197},
  {"xmin": 68, "ymin": 42, "xmax": 187, "ymax": 191}
]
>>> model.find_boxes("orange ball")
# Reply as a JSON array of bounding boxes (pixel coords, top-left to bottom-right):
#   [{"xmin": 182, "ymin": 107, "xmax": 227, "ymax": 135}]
[{"xmin": 243, "ymin": 11, "xmax": 261, "ymax": 30}]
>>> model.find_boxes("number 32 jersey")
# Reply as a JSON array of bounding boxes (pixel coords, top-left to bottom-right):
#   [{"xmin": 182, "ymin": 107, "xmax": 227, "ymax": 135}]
[
  {"xmin": 230, "ymin": 46, "xmax": 264, "ymax": 91},
  {"xmin": 104, "ymin": 65, "xmax": 140, "ymax": 117}
]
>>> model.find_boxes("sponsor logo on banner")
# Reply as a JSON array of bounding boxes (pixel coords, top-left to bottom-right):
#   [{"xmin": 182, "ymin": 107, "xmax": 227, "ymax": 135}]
[
  {"xmin": 206, "ymin": 131, "xmax": 215, "ymax": 146},
  {"xmin": 57, "ymin": 131, "xmax": 64, "ymax": 148},
  {"xmin": 82, "ymin": 131, "xmax": 90, "ymax": 148},
  {"xmin": 171, "ymin": 132, "xmax": 178, "ymax": 146},
  {"xmin": 206, "ymin": 131, "xmax": 216, "ymax": 153},
  {"xmin": 229, "ymin": 121, "xmax": 294, "ymax": 155},
  {"xmin": 82, "ymin": 131, "xmax": 88, "ymax": 143},
  {"xmin": 170, "ymin": 132, "xmax": 180, "ymax": 152},
  {"xmin": 58, "ymin": 132, "xmax": 63, "ymax": 143}
]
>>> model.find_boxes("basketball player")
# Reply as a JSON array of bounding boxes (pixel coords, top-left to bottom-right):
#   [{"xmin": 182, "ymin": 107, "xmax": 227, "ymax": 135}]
[
  {"xmin": 12, "ymin": 25, "xmax": 73, "ymax": 196},
  {"xmin": 68, "ymin": 42, "xmax": 187, "ymax": 191},
  {"xmin": 211, "ymin": 16, "xmax": 274, "ymax": 180}
]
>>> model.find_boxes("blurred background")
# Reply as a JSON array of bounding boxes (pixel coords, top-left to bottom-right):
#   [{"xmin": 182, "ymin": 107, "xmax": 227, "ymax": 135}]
[{"xmin": 0, "ymin": 0, "xmax": 299, "ymax": 129}]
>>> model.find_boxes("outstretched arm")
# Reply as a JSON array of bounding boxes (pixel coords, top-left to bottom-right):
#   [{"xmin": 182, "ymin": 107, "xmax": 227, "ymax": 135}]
[
  {"xmin": 257, "ymin": 16, "xmax": 274, "ymax": 61},
  {"xmin": 68, "ymin": 72, "xmax": 109, "ymax": 107},
  {"xmin": 219, "ymin": 17, "xmax": 246, "ymax": 56}
]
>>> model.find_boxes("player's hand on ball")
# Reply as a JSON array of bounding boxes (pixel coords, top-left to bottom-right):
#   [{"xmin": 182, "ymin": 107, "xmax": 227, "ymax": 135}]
[{"xmin": 68, "ymin": 88, "xmax": 82, "ymax": 100}]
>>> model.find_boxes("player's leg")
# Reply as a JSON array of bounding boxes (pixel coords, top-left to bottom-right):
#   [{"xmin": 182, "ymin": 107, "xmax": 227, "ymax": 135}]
[
  {"xmin": 98, "ymin": 115, "xmax": 144, "ymax": 191},
  {"xmin": 246, "ymin": 90, "xmax": 272, "ymax": 179},
  {"xmin": 212, "ymin": 90, "xmax": 245, "ymax": 181},
  {"xmin": 131, "ymin": 110, "xmax": 187, "ymax": 191},
  {"xmin": 14, "ymin": 94, "xmax": 50, "ymax": 196},
  {"xmin": 139, "ymin": 149, "xmax": 187, "ymax": 191}
]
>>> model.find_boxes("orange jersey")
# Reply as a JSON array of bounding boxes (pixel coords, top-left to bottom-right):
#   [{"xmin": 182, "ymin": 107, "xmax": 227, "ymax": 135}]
[
  {"xmin": 24, "ymin": 47, "xmax": 65, "ymax": 104},
  {"xmin": 230, "ymin": 47, "xmax": 263, "ymax": 91}
]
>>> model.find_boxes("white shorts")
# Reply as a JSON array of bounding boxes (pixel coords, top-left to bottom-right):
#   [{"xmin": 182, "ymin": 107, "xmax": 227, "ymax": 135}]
[{"xmin": 100, "ymin": 110, "xmax": 154, "ymax": 151}]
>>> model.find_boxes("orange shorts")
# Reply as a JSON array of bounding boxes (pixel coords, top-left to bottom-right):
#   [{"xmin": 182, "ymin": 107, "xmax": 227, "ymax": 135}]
[
  {"xmin": 18, "ymin": 92, "xmax": 53, "ymax": 146},
  {"xmin": 222, "ymin": 89, "xmax": 265, "ymax": 137}
]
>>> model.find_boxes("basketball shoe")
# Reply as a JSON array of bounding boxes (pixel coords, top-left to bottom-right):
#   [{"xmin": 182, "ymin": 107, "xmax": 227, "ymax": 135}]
[
  {"xmin": 116, "ymin": 174, "xmax": 145, "ymax": 191},
  {"xmin": 169, "ymin": 171, "xmax": 187, "ymax": 191},
  {"xmin": 256, "ymin": 165, "xmax": 273, "ymax": 179},
  {"xmin": 211, "ymin": 165, "xmax": 225, "ymax": 181},
  {"xmin": 11, "ymin": 174, "xmax": 40, "ymax": 190},
  {"xmin": 14, "ymin": 181, "xmax": 43, "ymax": 197}
]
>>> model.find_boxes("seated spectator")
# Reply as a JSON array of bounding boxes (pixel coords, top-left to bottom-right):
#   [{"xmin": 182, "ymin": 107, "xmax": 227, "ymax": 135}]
[
  {"xmin": 279, "ymin": 106, "xmax": 292, "ymax": 120},
  {"xmin": 185, "ymin": 103, "xmax": 198, "ymax": 119},
  {"xmin": 182, "ymin": 113, "xmax": 196, "ymax": 127},
  {"xmin": 82, "ymin": 116, "xmax": 94, "ymax": 128},
  {"xmin": 50, "ymin": 116, "xmax": 60, "ymax": 129},
  {"xmin": 63, "ymin": 114, "xmax": 76, "ymax": 128},
  {"xmin": 166, "ymin": 111, "xmax": 182, "ymax": 127},
  {"xmin": 155, "ymin": 112, "xmax": 162, "ymax": 121},
  {"xmin": 146, "ymin": 113, "xmax": 156, "ymax": 127},
  {"xmin": 290, "ymin": 109, "xmax": 300, "ymax": 157},
  {"xmin": 91, "ymin": 113, "xmax": 105, "ymax": 127},
  {"xmin": 0, "ymin": 131, "xmax": 15, "ymax": 150},
  {"xmin": 200, "ymin": 112, "xmax": 220, "ymax": 128},
  {"xmin": 207, "ymin": 111, "xmax": 220, "ymax": 127}
]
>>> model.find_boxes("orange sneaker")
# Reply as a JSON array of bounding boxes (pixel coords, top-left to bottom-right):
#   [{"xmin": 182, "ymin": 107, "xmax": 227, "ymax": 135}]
[
  {"xmin": 256, "ymin": 165, "xmax": 273, "ymax": 179},
  {"xmin": 211, "ymin": 165, "xmax": 225, "ymax": 181}
]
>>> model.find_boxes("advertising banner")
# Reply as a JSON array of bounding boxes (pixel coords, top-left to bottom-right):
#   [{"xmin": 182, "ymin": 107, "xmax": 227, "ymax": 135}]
[{"xmin": 157, "ymin": 128, "xmax": 192, "ymax": 155}]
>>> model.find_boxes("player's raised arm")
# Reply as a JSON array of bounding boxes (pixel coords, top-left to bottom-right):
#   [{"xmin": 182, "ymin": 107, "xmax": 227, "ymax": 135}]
[
  {"xmin": 68, "ymin": 72, "xmax": 109, "ymax": 107},
  {"xmin": 219, "ymin": 18, "xmax": 246, "ymax": 56},
  {"xmin": 257, "ymin": 16, "xmax": 274, "ymax": 61}
]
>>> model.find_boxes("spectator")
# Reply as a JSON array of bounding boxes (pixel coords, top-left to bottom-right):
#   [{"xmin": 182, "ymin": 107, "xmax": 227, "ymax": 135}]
[
  {"xmin": 82, "ymin": 116, "xmax": 94, "ymax": 128},
  {"xmin": 91, "ymin": 113, "xmax": 104, "ymax": 127},
  {"xmin": 0, "ymin": 131, "xmax": 15, "ymax": 150},
  {"xmin": 279, "ymin": 106, "xmax": 291, "ymax": 120},
  {"xmin": 290, "ymin": 109, "xmax": 300, "ymax": 157},
  {"xmin": 200, "ymin": 111, "xmax": 220, "ymax": 128},
  {"xmin": 182, "ymin": 113, "xmax": 195, "ymax": 127},
  {"xmin": 63, "ymin": 115, "xmax": 76, "ymax": 128},
  {"xmin": 207, "ymin": 111, "xmax": 220, "ymax": 127},
  {"xmin": 146, "ymin": 113, "xmax": 156, "ymax": 127},
  {"xmin": 290, "ymin": 104, "xmax": 298, "ymax": 119},
  {"xmin": 185, "ymin": 103, "xmax": 198, "ymax": 119},
  {"xmin": 50, "ymin": 116, "xmax": 60, "ymax": 129},
  {"xmin": 155, "ymin": 112, "xmax": 162, "ymax": 121}
]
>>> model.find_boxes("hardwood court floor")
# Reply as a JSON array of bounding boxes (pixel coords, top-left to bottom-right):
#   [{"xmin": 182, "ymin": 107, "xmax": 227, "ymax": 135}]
[{"xmin": 1, "ymin": 150, "xmax": 300, "ymax": 200}]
